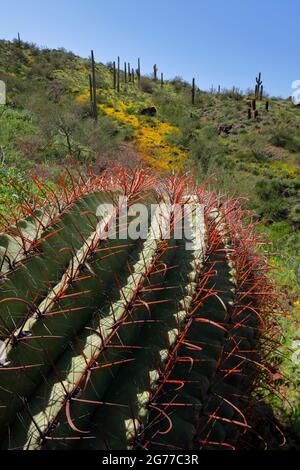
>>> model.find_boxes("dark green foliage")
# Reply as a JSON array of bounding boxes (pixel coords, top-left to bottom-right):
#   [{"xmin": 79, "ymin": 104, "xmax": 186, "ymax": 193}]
[
  {"xmin": 139, "ymin": 78, "xmax": 155, "ymax": 94},
  {"xmin": 189, "ymin": 126, "xmax": 222, "ymax": 173},
  {"xmin": 270, "ymin": 123, "xmax": 300, "ymax": 152},
  {"xmin": 255, "ymin": 178, "xmax": 292, "ymax": 221},
  {"xmin": 290, "ymin": 203, "xmax": 300, "ymax": 230}
]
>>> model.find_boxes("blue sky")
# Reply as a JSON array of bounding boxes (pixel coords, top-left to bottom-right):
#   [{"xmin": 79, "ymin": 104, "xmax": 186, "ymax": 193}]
[{"xmin": 0, "ymin": 0, "xmax": 299, "ymax": 97}]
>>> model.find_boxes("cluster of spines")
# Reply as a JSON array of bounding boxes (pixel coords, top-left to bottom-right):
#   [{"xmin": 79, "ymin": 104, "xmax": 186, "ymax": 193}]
[
  {"xmin": 0, "ymin": 167, "xmax": 282, "ymax": 450},
  {"xmin": 132, "ymin": 200, "xmax": 281, "ymax": 450}
]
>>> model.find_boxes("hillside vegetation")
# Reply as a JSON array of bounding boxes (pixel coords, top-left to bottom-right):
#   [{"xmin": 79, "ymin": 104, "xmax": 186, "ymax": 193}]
[{"xmin": 0, "ymin": 38, "xmax": 299, "ymax": 446}]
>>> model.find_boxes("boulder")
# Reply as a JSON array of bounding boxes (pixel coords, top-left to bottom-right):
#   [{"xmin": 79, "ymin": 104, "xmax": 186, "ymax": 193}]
[
  {"xmin": 139, "ymin": 107, "xmax": 157, "ymax": 117},
  {"xmin": 218, "ymin": 124, "xmax": 233, "ymax": 135}
]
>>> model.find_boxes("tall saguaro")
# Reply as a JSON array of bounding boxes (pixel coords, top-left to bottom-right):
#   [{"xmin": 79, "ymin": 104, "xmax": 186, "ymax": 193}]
[
  {"xmin": 117, "ymin": 56, "xmax": 120, "ymax": 93},
  {"xmin": 192, "ymin": 78, "xmax": 196, "ymax": 105},
  {"xmin": 89, "ymin": 74, "xmax": 93, "ymax": 109},
  {"xmin": 124, "ymin": 62, "xmax": 127, "ymax": 83},
  {"xmin": 255, "ymin": 72, "xmax": 263, "ymax": 100},
  {"xmin": 91, "ymin": 50, "xmax": 98, "ymax": 121},
  {"xmin": 137, "ymin": 58, "xmax": 141, "ymax": 86},
  {"xmin": 128, "ymin": 63, "xmax": 131, "ymax": 82},
  {"xmin": 113, "ymin": 61, "xmax": 117, "ymax": 89}
]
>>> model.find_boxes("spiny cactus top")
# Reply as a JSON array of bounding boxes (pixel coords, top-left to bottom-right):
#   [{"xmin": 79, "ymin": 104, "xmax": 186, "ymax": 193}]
[{"xmin": 0, "ymin": 166, "xmax": 281, "ymax": 450}]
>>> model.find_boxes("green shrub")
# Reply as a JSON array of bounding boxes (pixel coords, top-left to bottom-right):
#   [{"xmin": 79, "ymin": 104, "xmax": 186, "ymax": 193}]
[
  {"xmin": 270, "ymin": 123, "xmax": 300, "ymax": 152},
  {"xmin": 189, "ymin": 126, "xmax": 223, "ymax": 173},
  {"xmin": 291, "ymin": 204, "xmax": 300, "ymax": 230},
  {"xmin": 139, "ymin": 78, "xmax": 155, "ymax": 94}
]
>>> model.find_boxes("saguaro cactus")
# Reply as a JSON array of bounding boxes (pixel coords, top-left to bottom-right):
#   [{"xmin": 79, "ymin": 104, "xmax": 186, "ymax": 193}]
[
  {"xmin": 89, "ymin": 74, "xmax": 93, "ymax": 109},
  {"xmin": 117, "ymin": 56, "xmax": 120, "ymax": 93},
  {"xmin": 153, "ymin": 64, "xmax": 158, "ymax": 82},
  {"xmin": 255, "ymin": 72, "xmax": 263, "ymax": 100},
  {"xmin": 161, "ymin": 72, "xmax": 164, "ymax": 88},
  {"xmin": 128, "ymin": 63, "xmax": 131, "ymax": 82},
  {"xmin": 124, "ymin": 62, "xmax": 127, "ymax": 84},
  {"xmin": 192, "ymin": 78, "xmax": 196, "ymax": 105},
  {"xmin": 137, "ymin": 58, "xmax": 141, "ymax": 86},
  {"xmin": 113, "ymin": 61, "xmax": 117, "ymax": 89},
  {"xmin": 0, "ymin": 166, "xmax": 280, "ymax": 451},
  {"xmin": 91, "ymin": 50, "xmax": 98, "ymax": 121}
]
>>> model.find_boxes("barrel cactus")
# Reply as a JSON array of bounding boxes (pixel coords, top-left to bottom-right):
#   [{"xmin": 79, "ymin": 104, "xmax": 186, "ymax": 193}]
[{"xmin": 0, "ymin": 166, "xmax": 281, "ymax": 450}]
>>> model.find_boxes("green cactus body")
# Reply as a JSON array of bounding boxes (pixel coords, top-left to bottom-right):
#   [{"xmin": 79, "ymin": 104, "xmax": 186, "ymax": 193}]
[
  {"xmin": 255, "ymin": 73, "xmax": 263, "ymax": 100},
  {"xmin": 0, "ymin": 167, "xmax": 279, "ymax": 450},
  {"xmin": 137, "ymin": 59, "xmax": 141, "ymax": 86},
  {"xmin": 117, "ymin": 57, "xmax": 120, "ymax": 93},
  {"xmin": 192, "ymin": 79, "xmax": 196, "ymax": 105},
  {"xmin": 128, "ymin": 63, "xmax": 131, "ymax": 82},
  {"xmin": 89, "ymin": 74, "xmax": 93, "ymax": 107},
  {"xmin": 91, "ymin": 50, "xmax": 98, "ymax": 121},
  {"xmin": 113, "ymin": 61, "xmax": 116, "ymax": 89},
  {"xmin": 124, "ymin": 62, "xmax": 127, "ymax": 83}
]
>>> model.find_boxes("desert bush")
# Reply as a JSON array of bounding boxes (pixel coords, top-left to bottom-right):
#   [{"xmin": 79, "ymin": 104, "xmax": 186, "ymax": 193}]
[
  {"xmin": 139, "ymin": 78, "xmax": 155, "ymax": 94},
  {"xmin": 269, "ymin": 117, "xmax": 300, "ymax": 152},
  {"xmin": 255, "ymin": 179, "xmax": 291, "ymax": 221},
  {"xmin": 219, "ymin": 87, "xmax": 244, "ymax": 101},
  {"xmin": 14, "ymin": 133, "xmax": 47, "ymax": 160},
  {"xmin": 189, "ymin": 126, "xmax": 223, "ymax": 173},
  {"xmin": 169, "ymin": 76, "xmax": 190, "ymax": 93},
  {"xmin": 290, "ymin": 204, "xmax": 300, "ymax": 230}
]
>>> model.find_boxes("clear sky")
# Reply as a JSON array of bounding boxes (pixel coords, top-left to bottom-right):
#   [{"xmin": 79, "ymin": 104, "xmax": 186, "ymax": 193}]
[{"xmin": 0, "ymin": 0, "xmax": 299, "ymax": 97}]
